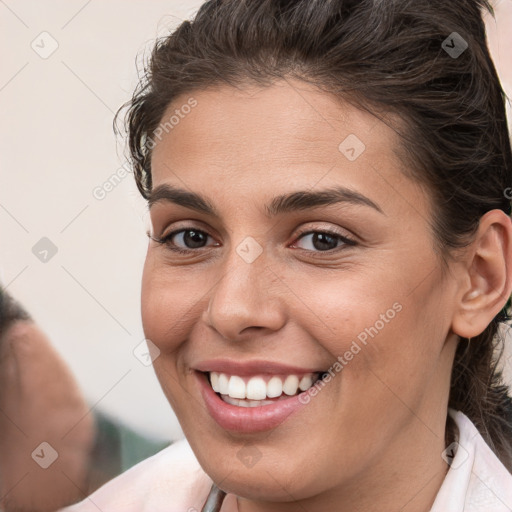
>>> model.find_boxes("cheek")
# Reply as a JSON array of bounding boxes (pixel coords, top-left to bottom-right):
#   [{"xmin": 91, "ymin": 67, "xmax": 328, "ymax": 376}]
[
  {"xmin": 291, "ymin": 267, "xmax": 403, "ymax": 352},
  {"xmin": 293, "ymin": 261, "xmax": 443, "ymax": 385},
  {"xmin": 140, "ymin": 255, "xmax": 204, "ymax": 351}
]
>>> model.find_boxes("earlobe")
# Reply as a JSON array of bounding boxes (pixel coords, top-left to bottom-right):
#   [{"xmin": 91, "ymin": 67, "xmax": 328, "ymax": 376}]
[{"xmin": 452, "ymin": 210, "xmax": 512, "ymax": 339}]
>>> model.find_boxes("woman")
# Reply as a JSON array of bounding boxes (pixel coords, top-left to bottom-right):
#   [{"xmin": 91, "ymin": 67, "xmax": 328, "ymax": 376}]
[{"xmin": 62, "ymin": 0, "xmax": 512, "ymax": 510}]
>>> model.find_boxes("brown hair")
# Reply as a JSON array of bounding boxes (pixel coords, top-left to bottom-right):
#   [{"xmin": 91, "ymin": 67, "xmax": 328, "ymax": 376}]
[
  {"xmin": 0, "ymin": 287, "xmax": 31, "ymax": 338},
  {"xmin": 116, "ymin": 0, "xmax": 512, "ymax": 468}
]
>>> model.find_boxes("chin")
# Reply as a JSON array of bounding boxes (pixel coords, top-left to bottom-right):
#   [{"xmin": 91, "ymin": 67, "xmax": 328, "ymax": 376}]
[
  {"xmin": 208, "ymin": 465, "xmax": 309, "ymax": 502},
  {"xmin": 187, "ymin": 435, "xmax": 326, "ymax": 502}
]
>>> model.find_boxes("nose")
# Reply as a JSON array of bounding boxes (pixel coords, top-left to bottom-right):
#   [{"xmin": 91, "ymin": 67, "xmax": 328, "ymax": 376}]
[{"xmin": 202, "ymin": 245, "xmax": 286, "ymax": 342}]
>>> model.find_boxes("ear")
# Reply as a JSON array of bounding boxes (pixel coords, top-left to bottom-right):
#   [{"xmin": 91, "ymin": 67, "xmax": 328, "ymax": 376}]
[{"xmin": 451, "ymin": 209, "xmax": 512, "ymax": 339}]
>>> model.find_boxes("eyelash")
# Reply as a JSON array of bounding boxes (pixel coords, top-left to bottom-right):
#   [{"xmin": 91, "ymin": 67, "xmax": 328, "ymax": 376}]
[{"xmin": 150, "ymin": 226, "xmax": 357, "ymax": 256}]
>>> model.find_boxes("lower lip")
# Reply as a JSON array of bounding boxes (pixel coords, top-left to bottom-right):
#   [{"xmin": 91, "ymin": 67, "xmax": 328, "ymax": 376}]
[{"xmin": 196, "ymin": 371, "xmax": 308, "ymax": 433}]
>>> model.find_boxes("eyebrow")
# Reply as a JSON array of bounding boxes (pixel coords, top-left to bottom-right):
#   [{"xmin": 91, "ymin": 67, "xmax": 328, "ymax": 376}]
[{"xmin": 148, "ymin": 184, "xmax": 384, "ymax": 217}]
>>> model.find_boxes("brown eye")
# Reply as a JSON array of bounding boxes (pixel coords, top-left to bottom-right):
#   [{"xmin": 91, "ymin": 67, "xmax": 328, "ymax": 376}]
[
  {"xmin": 292, "ymin": 230, "xmax": 356, "ymax": 252},
  {"xmin": 154, "ymin": 227, "xmax": 219, "ymax": 254},
  {"xmin": 172, "ymin": 229, "xmax": 209, "ymax": 249}
]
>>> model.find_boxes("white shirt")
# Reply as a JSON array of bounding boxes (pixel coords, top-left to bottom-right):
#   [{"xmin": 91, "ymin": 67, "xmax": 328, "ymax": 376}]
[{"xmin": 61, "ymin": 409, "xmax": 512, "ymax": 512}]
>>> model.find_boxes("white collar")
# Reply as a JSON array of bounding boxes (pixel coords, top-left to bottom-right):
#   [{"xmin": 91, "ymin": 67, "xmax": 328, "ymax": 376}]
[{"xmin": 429, "ymin": 408, "xmax": 512, "ymax": 511}]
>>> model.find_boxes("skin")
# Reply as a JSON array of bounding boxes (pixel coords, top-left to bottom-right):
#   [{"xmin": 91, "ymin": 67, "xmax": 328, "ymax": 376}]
[{"xmin": 142, "ymin": 78, "xmax": 512, "ymax": 512}]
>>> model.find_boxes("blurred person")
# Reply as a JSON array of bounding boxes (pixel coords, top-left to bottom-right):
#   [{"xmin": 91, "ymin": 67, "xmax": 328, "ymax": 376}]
[
  {"xmin": 0, "ymin": 288, "xmax": 169, "ymax": 511},
  {"xmin": 0, "ymin": 287, "xmax": 94, "ymax": 511}
]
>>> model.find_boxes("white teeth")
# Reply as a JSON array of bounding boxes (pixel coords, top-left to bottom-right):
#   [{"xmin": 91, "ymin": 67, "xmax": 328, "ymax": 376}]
[
  {"xmin": 299, "ymin": 374, "xmax": 313, "ymax": 391},
  {"xmin": 218, "ymin": 373, "xmax": 229, "ymax": 395},
  {"xmin": 283, "ymin": 375, "xmax": 300, "ymax": 395},
  {"xmin": 228, "ymin": 375, "xmax": 246, "ymax": 399},
  {"xmin": 246, "ymin": 377, "xmax": 267, "ymax": 400},
  {"xmin": 210, "ymin": 372, "xmax": 220, "ymax": 392},
  {"xmin": 266, "ymin": 376, "xmax": 283, "ymax": 398},
  {"xmin": 222, "ymin": 395, "xmax": 277, "ymax": 407},
  {"xmin": 208, "ymin": 371, "xmax": 319, "ymax": 401}
]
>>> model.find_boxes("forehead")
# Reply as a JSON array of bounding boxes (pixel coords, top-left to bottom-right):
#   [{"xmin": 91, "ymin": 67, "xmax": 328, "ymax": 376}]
[
  {"xmin": 153, "ymin": 80, "xmax": 395, "ymax": 159},
  {"xmin": 149, "ymin": 79, "xmax": 425, "ymax": 217}
]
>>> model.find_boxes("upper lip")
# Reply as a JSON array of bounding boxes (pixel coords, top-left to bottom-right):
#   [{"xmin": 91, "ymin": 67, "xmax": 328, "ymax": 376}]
[{"xmin": 194, "ymin": 359, "xmax": 324, "ymax": 376}]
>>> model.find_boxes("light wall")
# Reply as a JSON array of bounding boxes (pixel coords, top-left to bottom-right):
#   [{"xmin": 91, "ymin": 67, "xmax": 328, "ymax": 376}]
[{"xmin": 1, "ymin": 0, "xmax": 511, "ymax": 441}]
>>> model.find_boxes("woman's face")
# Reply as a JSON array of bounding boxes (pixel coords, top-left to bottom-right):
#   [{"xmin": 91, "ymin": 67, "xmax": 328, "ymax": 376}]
[{"xmin": 142, "ymin": 79, "xmax": 460, "ymax": 505}]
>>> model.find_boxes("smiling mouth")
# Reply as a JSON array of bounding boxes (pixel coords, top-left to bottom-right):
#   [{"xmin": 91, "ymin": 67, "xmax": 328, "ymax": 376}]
[{"xmin": 205, "ymin": 371, "xmax": 324, "ymax": 407}]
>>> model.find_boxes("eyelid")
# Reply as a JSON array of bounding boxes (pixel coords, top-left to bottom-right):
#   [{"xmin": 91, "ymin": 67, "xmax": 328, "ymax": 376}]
[{"xmin": 150, "ymin": 217, "xmax": 217, "ymax": 242}]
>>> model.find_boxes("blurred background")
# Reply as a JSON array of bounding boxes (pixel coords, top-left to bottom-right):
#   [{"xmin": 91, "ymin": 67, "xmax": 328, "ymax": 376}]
[
  {"xmin": 0, "ymin": 0, "xmax": 207, "ymax": 445},
  {"xmin": 0, "ymin": 0, "xmax": 512, "ymax": 503}
]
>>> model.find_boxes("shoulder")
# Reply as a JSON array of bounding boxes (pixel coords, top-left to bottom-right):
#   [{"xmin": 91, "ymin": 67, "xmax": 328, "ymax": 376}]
[
  {"xmin": 59, "ymin": 437, "xmax": 213, "ymax": 512},
  {"xmin": 431, "ymin": 409, "xmax": 512, "ymax": 512}
]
